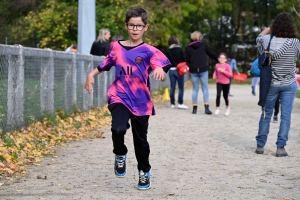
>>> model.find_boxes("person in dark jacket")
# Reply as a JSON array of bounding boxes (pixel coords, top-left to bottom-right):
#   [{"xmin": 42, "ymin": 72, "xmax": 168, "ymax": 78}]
[
  {"xmin": 255, "ymin": 12, "xmax": 300, "ymax": 157},
  {"xmin": 165, "ymin": 36, "xmax": 188, "ymax": 109},
  {"xmin": 90, "ymin": 28, "xmax": 111, "ymax": 56},
  {"xmin": 185, "ymin": 31, "xmax": 218, "ymax": 114}
]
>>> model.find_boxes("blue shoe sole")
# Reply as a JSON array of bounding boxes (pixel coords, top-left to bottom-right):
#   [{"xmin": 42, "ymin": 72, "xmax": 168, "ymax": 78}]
[
  {"xmin": 115, "ymin": 172, "xmax": 126, "ymax": 178},
  {"xmin": 137, "ymin": 182, "xmax": 151, "ymax": 190}
]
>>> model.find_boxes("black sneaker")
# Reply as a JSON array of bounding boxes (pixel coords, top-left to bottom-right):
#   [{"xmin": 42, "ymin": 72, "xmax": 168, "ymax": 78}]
[
  {"xmin": 137, "ymin": 170, "xmax": 151, "ymax": 190},
  {"xmin": 273, "ymin": 116, "xmax": 278, "ymax": 123},
  {"xmin": 114, "ymin": 154, "xmax": 126, "ymax": 177}
]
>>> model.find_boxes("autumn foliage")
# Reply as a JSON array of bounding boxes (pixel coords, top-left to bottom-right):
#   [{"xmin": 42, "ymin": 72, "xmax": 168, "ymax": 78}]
[{"xmin": 0, "ymin": 106, "xmax": 111, "ymax": 175}]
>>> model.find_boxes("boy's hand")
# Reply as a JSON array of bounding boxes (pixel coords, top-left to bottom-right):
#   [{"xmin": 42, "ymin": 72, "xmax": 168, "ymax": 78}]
[
  {"xmin": 151, "ymin": 68, "xmax": 166, "ymax": 81},
  {"xmin": 213, "ymin": 76, "xmax": 216, "ymax": 79},
  {"xmin": 84, "ymin": 73, "xmax": 95, "ymax": 94}
]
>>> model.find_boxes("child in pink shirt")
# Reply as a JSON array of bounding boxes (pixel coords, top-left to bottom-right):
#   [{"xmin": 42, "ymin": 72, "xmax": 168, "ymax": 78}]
[{"xmin": 213, "ymin": 53, "xmax": 233, "ymax": 116}]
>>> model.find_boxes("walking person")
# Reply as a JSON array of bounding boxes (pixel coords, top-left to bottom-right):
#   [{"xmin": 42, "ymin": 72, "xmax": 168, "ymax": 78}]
[
  {"xmin": 85, "ymin": 7, "xmax": 170, "ymax": 190},
  {"xmin": 255, "ymin": 12, "xmax": 300, "ymax": 157},
  {"xmin": 185, "ymin": 31, "xmax": 218, "ymax": 114},
  {"xmin": 165, "ymin": 36, "xmax": 188, "ymax": 109},
  {"xmin": 213, "ymin": 53, "xmax": 233, "ymax": 116},
  {"xmin": 90, "ymin": 28, "xmax": 111, "ymax": 56},
  {"xmin": 228, "ymin": 53, "xmax": 239, "ymax": 96}
]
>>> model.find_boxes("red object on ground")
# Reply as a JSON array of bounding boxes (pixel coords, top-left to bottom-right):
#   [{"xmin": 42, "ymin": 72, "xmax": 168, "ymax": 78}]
[
  {"xmin": 233, "ymin": 73, "xmax": 247, "ymax": 82},
  {"xmin": 297, "ymin": 77, "xmax": 300, "ymax": 84}
]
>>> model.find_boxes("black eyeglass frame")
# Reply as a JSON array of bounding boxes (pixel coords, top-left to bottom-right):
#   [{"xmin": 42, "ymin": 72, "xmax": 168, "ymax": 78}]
[{"xmin": 126, "ymin": 23, "xmax": 146, "ymax": 30}]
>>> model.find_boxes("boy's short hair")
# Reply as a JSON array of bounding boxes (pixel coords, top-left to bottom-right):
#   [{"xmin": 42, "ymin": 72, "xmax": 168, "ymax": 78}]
[
  {"xmin": 125, "ymin": 7, "xmax": 148, "ymax": 25},
  {"xmin": 191, "ymin": 31, "xmax": 203, "ymax": 41}
]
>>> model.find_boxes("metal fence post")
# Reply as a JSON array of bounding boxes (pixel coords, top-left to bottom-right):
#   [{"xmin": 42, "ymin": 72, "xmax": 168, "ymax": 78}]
[
  {"xmin": 72, "ymin": 53, "xmax": 77, "ymax": 106},
  {"xmin": 83, "ymin": 56, "xmax": 93, "ymax": 111},
  {"xmin": 40, "ymin": 49, "xmax": 54, "ymax": 115},
  {"xmin": 7, "ymin": 46, "xmax": 25, "ymax": 129}
]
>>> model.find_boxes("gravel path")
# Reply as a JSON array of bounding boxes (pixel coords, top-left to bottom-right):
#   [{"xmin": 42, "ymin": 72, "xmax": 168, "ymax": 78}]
[{"xmin": 1, "ymin": 84, "xmax": 300, "ymax": 200}]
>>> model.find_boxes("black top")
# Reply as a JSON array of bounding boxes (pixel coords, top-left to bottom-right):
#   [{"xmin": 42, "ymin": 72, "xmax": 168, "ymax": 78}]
[
  {"xmin": 165, "ymin": 46, "xmax": 185, "ymax": 67},
  {"xmin": 185, "ymin": 40, "xmax": 218, "ymax": 73},
  {"xmin": 90, "ymin": 41, "xmax": 110, "ymax": 56}
]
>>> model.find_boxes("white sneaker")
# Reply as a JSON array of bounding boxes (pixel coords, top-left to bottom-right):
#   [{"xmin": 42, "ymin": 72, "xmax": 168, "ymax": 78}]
[
  {"xmin": 177, "ymin": 104, "xmax": 188, "ymax": 109},
  {"xmin": 225, "ymin": 107, "xmax": 230, "ymax": 116},
  {"xmin": 171, "ymin": 104, "xmax": 175, "ymax": 109},
  {"xmin": 215, "ymin": 109, "xmax": 220, "ymax": 115}
]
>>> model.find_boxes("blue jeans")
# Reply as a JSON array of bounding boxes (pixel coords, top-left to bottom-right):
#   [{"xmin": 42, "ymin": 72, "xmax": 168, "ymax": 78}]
[
  {"xmin": 256, "ymin": 81, "xmax": 298, "ymax": 147},
  {"xmin": 191, "ymin": 71, "xmax": 209, "ymax": 104},
  {"xmin": 168, "ymin": 69, "xmax": 184, "ymax": 105}
]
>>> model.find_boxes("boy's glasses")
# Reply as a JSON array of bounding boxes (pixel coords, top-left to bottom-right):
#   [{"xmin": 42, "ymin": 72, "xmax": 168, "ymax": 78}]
[{"xmin": 126, "ymin": 23, "xmax": 146, "ymax": 31}]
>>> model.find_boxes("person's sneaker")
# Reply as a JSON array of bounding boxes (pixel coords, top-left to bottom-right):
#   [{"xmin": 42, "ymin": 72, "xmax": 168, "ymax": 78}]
[
  {"xmin": 225, "ymin": 107, "xmax": 230, "ymax": 116},
  {"xmin": 177, "ymin": 104, "xmax": 188, "ymax": 109},
  {"xmin": 137, "ymin": 170, "xmax": 151, "ymax": 190},
  {"xmin": 171, "ymin": 104, "xmax": 175, "ymax": 109},
  {"xmin": 228, "ymin": 93, "xmax": 233, "ymax": 97},
  {"xmin": 276, "ymin": 147, "xmax": 288, "ymax": 157},
  {"xmin": 255, "ymin": 145, "xmax": 264, "ymax": 154},
  {"xmin": 215, "ymin": 109, "xmax": 220, "ymax": 115},
  {"xmin": 114, "ymin": 154, "xmax": 126, "ymax": 177},
  {"xmin": 273, "ymin": 116, "xmax": 278, "ymax": 123}
]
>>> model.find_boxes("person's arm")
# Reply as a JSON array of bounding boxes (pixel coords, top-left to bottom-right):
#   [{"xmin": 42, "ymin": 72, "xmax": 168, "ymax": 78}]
[
  {"xmin": 260, "ymin": 27, "xmax": 271, "ymax": 35},
  {"xmin": 256, "ymin": 27, "xmax": 271, "ymax": 54},
  {"xmin": 212, "ymin": 65, "xmax": 217, "ymax": 79},
  {"xmin": 150, "ymin": 48, "xmax": 171, "ymax": 82},
  {"xmin": 151, "ymin": 68, "xmax": 167, "ymax": 82},
  {"xmin": 222, "ymin": 64, "xmax": 233, "ymax": 78},
  {"xmin": 84, "ymin": 68, "xmax": 103, "ymax": 94},
  {"xmin": 205, "ymin": 44, "xmax": 218, "ymax": 62}
]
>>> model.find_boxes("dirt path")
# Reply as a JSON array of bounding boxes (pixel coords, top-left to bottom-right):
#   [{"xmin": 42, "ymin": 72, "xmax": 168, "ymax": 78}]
[{"xmin": 1, "ymin": 84, "xmax": 300, "ymax": 200}]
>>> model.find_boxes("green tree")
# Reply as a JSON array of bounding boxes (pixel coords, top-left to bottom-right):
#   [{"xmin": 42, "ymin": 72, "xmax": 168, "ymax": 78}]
[
  {"xmin": 9, "ymin": 0, "xmax": 78, "ymax": 50},
  {"xmin": 0, "ymin": 0, "xmax": 43, "ymax": 44}
]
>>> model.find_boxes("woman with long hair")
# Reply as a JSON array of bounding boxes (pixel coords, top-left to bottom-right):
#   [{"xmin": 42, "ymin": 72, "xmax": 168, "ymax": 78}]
[
  {"xmin": 255, "ymin": 13, "xmax": 300, "ymax": 157},
  {"xmin": 90, "ymin": 28, "xmax": 111, "ymax": 56}
]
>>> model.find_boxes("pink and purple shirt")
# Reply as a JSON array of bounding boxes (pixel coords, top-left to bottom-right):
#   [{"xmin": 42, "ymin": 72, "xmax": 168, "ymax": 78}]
[
  {"xmin": 98, "ymin": 41, "xmax": 171, "ymax": 116},
  {"xmin": 213, "ymin": 63, "xmax": 233, "ymax": 84}
]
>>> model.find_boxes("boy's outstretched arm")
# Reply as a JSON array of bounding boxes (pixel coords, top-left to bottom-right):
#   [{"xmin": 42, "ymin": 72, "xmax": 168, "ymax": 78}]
[
  {"xmin": 84, "ymin": 68, "xmax": 103, "ymax": 94},
  {"xmin": 151, "ymin": 67, "xmax": 167, "ymax": 82}
]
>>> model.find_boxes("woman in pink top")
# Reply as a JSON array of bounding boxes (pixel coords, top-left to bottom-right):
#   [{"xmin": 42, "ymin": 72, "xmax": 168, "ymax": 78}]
[{"xmin": 213, "ymin": 53, "xmax": 233, "ymax": 116}]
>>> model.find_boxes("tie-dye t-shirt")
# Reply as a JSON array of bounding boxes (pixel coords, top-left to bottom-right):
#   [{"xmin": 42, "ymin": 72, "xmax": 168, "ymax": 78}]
[{"xmin": 97, "ymin": 41, "xmax": 171, "ymax": 116}]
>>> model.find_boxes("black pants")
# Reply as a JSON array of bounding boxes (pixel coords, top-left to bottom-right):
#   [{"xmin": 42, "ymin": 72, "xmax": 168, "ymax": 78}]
[
  {"xmin": 108, "ymin": 103, "xmax": 151, "ymax": 172},
  {"xmin": 216, "ymin": 83, "xmax": 230, "ymax": 107},
  {"xmin": 274, "ymin": 96, "xmax": 280, "ymax": 116}
]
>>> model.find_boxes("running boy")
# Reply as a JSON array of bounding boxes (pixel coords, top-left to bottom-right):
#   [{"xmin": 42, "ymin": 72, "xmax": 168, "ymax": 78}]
[
  {"xmin": 213, "ymin": 53, "xmax": 233, "ymax": 116},
  {"xmin": 84, "ymin": 7, "xmax": 170, "ymax": 190}
]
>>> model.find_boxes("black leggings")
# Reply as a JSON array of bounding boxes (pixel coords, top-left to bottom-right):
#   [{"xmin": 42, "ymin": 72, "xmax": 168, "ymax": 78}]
[
  {"xmin": 108, "ymin": 103, "xmax": 151, "ymax": 172},
  {"xmin": 216, "ymin": 83, "xmax": 230, "ymax": 107}
]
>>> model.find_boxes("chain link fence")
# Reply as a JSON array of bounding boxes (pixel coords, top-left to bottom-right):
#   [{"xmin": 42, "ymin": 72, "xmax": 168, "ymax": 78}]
[{"xmin": 0, "ymin": 45, "xmax": 171, "ymax": 133}]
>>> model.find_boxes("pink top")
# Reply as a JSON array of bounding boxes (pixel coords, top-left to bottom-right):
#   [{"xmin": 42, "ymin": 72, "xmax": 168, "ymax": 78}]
[
  {"xmin": 98, "ymin": 41, "xmax": 170, "ymax": 116},
  {"xmin": 213, "ymin": 63, "xmax": 232, "ymax": 84}
]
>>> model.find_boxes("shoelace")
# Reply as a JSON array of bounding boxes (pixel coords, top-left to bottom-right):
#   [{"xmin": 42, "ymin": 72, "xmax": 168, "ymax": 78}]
[
  {"xmin": 116, "ymin": 156, "xmax": 124, "ymax": 168},
  {"xmin": 139, "ymin": 171, "xmax": 147, "ymax": 184}
]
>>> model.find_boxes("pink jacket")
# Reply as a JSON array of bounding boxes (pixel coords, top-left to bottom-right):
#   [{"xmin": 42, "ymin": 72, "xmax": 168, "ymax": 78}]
[{"xmin": 213, "ymin": 63, "xmax": 232, "ymax": 84}]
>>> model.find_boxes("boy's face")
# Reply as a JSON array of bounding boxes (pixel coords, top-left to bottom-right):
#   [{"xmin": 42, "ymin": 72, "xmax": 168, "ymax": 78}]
[{"xmin": 125, "ymin": 17, "xmax": 148, "ymax": 42}]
